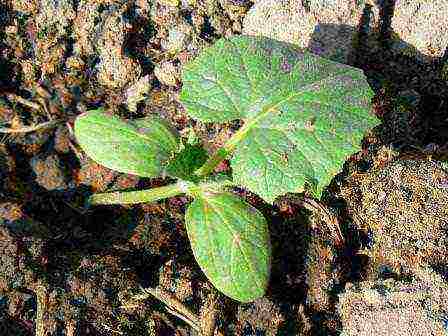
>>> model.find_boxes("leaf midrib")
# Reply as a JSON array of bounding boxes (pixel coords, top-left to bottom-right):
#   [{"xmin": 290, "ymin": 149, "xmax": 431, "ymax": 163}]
[{"xmin": 224, "ymin": 70, "xmax": 352, "ymax": 154}]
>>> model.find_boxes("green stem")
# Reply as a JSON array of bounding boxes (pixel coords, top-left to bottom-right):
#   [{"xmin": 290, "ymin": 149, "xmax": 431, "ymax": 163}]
[
  {"xmin": 195, "ymin": 117, "xmax": 260, "ymax": 177},
  {"xmin": 89, "ymin": 182, "xmax": 188, "ymax": 205},
  {"xmin": 88, "ymin": 179, "xmax": 236, "ymax": 206},
  {"xmin": 194, "ymin": 148, "xmax": 230, "ymax": 177}
]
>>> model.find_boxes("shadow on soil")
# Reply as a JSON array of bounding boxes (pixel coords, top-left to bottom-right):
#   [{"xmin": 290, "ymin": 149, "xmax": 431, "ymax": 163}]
[{"xmin": 3, "ymin": 133, "xmax": 171, "ymax": 291}]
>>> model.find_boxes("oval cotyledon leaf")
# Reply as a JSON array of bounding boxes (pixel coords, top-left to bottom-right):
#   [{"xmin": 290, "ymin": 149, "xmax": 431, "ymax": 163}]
[
  {"xmin": 185, "ymin": 192, "xmax": 270, "ymax": 302},
  {"xmin": 74, "ymin": 109, "xmax": 179, "ymax": 177},
  {"xmin": 180, "ymin": 35, "xmax": 380, "ymax": 202}
]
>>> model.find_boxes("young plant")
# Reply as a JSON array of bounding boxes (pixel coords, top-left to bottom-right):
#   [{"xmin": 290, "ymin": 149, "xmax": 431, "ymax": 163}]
[{"xmin": 74, "ymin": 35, "xmax": 379, "ymax": 302}]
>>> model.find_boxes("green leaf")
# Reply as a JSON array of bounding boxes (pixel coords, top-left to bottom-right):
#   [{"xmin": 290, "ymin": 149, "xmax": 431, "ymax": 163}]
[
  {"xmin": 74, "ymin": 109, "xmax": 179, "ymax": 177},
  {"xmin": 180, "ymin": 35, "xmax": 379, "ymax": 202},
  {"xmin": 185, "ymin": 192, "xmax": 270, "ymax": 302},
  {"xmin": 166, "ymin": 143, "xmax": 208, "ymax": 182}
]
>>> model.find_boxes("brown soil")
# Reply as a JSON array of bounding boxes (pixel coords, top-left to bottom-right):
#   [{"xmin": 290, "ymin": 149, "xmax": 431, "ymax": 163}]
[{"xmin": 1, "ymin": 1, "xmax": 448, "ymax": 335}]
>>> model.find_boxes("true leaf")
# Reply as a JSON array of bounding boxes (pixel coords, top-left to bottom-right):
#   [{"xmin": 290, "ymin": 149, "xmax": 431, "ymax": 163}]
[
  {"xmin": 166, "ymin": 143, "xmax": 208, "ymax": 182},
  {"xmin": 180, "ymin": 35, "xmax": 379, "ymax": 202},
  {"xmin": 185, "ymin": 192, "xmax": 270, "ymax": 302},
  {"xmin": 74, "ymin": 109, "xmax": 179, "ymax": 177}
]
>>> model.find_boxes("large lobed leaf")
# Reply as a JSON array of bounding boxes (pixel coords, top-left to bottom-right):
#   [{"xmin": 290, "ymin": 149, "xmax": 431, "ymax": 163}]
[
  {"xmin": 180, "ymin": 35, "xmax": 380, "ymax": 202},
  {"xmin": 185, "ymin": 192, "xmax": 270, "ymax": 302},
  {"xmin": 74, "ymin": 109, "xmax": 179, "ymax": 177}
]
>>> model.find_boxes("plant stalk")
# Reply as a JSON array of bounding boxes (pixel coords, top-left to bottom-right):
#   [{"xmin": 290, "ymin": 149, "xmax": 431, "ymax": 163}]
[
  {"xmin": 194, "ymin": 148, "xmax": 229, "ymax": 177},
  {"xmin": 89, "ymin": 182, "xmax": 187, "ymax": 205},
  {"xmin": 195, "ymin": 104, "xmax": 272, "ymax": 177},
  {"xmin": 89, "ymin": 179, "xmax": 236, "ymax": 205}
]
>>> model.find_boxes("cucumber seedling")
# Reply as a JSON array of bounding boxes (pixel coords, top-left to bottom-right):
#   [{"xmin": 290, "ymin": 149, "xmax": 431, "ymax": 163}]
[{"xmin": 74, "ymin": 35, "xmax": 379, "ymax": 302}]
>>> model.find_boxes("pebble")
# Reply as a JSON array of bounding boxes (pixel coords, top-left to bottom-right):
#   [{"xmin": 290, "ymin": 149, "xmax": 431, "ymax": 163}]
[
  {"xmin": 161, "ymin": 25, "xmax": 193, "ymax": 53},
  {"xmin": 154, "ymin": 60, "xmax": 180, "ymax": 86}
]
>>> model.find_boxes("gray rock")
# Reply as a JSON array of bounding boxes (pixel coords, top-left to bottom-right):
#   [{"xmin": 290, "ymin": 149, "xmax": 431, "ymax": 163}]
[
  {"xmin": 338, "ymin": 268, "xmax": 448, "ymax": 336},
  {"xmin": 391, "ymin": 1, "xmax": 448, "ymax": 61},
  {"xmin": 242, "ymin": 0, "xmax": 381, "ymax": 64}
]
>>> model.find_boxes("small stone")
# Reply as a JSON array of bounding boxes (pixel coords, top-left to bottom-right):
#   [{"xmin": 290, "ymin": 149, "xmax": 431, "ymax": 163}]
[
  {"xmin": 154, "ymin": 60, "xmax": 180, "ymax": 86},
  {"xmin": 161, "ymin": 25, "xmax": 192, "ymax": 53},
  {"xmin": 126, "ymin": 75, "xmax": 151, "ymax": 112},
  {"xmin": 157, "ymin": 0, "xmax": 180, "ymax": 6}
]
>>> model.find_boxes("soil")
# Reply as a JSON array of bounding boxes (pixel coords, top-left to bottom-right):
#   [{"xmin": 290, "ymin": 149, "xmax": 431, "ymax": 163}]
[{"xmin": 0, "ymin": 1, "xmax": 448, "ymax": 336}]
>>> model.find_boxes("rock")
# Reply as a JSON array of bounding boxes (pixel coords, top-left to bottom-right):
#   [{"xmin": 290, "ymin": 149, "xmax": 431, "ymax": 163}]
[
  {"xmin": 338, "ymin": 268, "xmax": 448, "ymax": 336},
  {"xmin": 391, "ymin": 1, "xmax": 448, "ymax": 61},
  {"xmin": 242, "ymin": 0, "xmax": 381, "ymax": 64},
  {"xmin": 31, "ymin": 154, "xmax": 67, "ymax": 191},
  {"xmin": 342, "ymin": 159, "xmax": 448, "ymax": 275}
]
